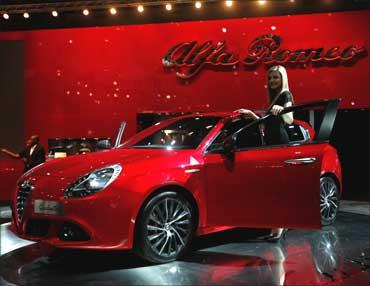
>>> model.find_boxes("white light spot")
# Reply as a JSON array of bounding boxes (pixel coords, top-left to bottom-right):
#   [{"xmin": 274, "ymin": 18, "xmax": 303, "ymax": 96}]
[
  {"xmin": 225, "ymin": 1, "xmax": 233, "ymax": 7},
  {"xmin": 195, "ymin": 1, "xmax": 202, "ymax": 9},
  {"xmin": 137, "ymin": 5, "xmax": 144, "ymax": 13},
  {"xmin": 110, "ymin": 7, "xmax": 117, "ymax": 15},
  {"xmin": 190, "ymin": 156, "xmax": 199, "ymax": 166}
]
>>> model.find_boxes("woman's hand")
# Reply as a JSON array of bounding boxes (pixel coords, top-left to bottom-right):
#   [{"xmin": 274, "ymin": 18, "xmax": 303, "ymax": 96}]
[
  {"xmin": 270, "ymin": 105, "xmax": 284, "ymax": 116},
  {"xmin": 234, "ymin": 109, "xmax": 259, "ymax": 119}
]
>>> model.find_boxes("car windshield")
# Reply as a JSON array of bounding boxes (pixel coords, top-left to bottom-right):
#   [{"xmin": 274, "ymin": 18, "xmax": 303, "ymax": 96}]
[{"xmin": 132, "ymin": 116, "xmax": 221, "ymax": 149}]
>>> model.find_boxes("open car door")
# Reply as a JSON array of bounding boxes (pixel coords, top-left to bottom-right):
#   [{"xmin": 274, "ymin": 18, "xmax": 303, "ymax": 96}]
[{"xmin": 204, "ymin": 99, "xmax": 339, "ymax": 229}]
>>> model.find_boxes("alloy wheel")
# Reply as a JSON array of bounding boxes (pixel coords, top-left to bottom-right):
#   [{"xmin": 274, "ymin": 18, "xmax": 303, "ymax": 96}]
[
  {"xmin": 144, "ymin": 195, "xmax": 193, "ymax": 260},
  {"xmin": 320, "ymin": 177, "xmax": 339, "ymax": 225}
]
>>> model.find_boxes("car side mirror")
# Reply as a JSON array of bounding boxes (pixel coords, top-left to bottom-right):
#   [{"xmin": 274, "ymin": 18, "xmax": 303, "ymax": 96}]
[
  {"xmin": 222, "ymin": 136, "xmax": 236, "ymax": 161},
  {"xmin": 96, "ymin": 139, "xmax": 112, "ymax": 150}
]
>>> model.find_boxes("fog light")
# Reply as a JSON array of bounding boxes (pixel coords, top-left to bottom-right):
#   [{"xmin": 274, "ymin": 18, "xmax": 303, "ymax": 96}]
[{"xmin": 58, "ymin": 222, "xmax": 89, "ymax": 241}]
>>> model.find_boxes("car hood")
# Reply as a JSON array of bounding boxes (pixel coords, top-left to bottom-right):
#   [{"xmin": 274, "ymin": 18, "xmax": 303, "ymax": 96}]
[{"xmin": 21, "ymin": 148, "xmax": 194, "ymax": 182}]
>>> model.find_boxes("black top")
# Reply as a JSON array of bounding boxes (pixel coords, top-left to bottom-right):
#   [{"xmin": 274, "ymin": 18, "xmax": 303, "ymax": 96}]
[
  {"xmin": 267, "ymin": 91, "xmax": 294, "ymax": 113},
  {"xmin": 265, "ymin": 91, "xmax": 294, "ymax": 145},
  {"xmin": 19, "ymin": 144, "xmax": 46, "ymax": 172}
]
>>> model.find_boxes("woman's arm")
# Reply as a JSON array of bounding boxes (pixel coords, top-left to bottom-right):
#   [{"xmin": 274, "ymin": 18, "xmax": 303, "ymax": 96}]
[
  {"xmin": 270, "ymin": 102, "xmax": 293, "ymax": 124},
  {"xmin": 0, "ymin": 148, "xmax": 21, "ymax": 158},
  {"xmin": 281, "ymin": 101, "xmax": 294, "ymax": 124},
  {"xmin": 234, "ymin": 109, "xmax": 260, "ymax": 120}
]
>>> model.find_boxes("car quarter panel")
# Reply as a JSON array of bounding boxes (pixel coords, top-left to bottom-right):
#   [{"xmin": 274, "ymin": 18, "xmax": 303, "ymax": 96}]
[{"xmin": 320, "ymin": 144, "xmax": 342, "ymax": 193}]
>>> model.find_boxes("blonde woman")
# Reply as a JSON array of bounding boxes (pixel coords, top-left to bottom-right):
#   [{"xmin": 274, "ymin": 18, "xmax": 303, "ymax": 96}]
[{"xmin": 236, "ymin": 65, "xmax": 294, "ymax": 241}]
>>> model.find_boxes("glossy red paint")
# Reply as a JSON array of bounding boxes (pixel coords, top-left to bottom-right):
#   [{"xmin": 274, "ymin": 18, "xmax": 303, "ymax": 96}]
[
  {"xmin": 13, "ymin": 148, "xmax": 206, "ymax": 249},
  {"xmin": 204, "ymin": 143, "xmax": 324, "ymax": 229},
  {"xmin": 11, "ymin": 110, "xmax": 341, "ymax": 251},
  {"xmin": 164, "ymin": 34, "xmax": 367, "ymax": 79},
  {"xmin": 0, "ymin": 10, "xmax": 368, "ymax": 200},
  {"xmin": 0, "ymin": 11, "xmax": 368, "ymax": 146},
  {"xmin": 320, "ymin": 144, "xmax": 342, "ymax": 191},
  {"xmin": 0, "ymin": 159, "xmax": 23, "ymax": 201}
]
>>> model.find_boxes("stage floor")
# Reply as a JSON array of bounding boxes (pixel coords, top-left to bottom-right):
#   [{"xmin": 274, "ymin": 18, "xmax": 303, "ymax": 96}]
[{"xmin": 0, "ymin": 211, "xmax": 369, "ymax": 286}]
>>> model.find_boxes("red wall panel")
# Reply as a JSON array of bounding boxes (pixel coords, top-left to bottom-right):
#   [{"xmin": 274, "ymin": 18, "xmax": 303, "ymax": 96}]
[
  {"xmin": 0, "ymin": 11, "xmax": 369, "ymax": 201},
  {"xmin": 0, "ymin": 10, "xmax": 368, "ymax": 145}
]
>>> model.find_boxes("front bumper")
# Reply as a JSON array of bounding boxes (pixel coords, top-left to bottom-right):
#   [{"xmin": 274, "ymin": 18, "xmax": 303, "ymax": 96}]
[{"xmin": 12, "ymin": 194, "xmax": 133, "ymax": 250}]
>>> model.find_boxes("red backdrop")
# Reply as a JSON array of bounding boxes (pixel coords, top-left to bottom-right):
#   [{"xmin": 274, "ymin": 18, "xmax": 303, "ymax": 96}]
[{"xmin": 0, "ymin": 10, "xmax": 369, "ymax": 200}]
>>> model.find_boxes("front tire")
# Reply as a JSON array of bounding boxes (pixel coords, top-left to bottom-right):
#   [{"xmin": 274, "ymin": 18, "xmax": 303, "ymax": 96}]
[
  {"xmin": 320, "ymin": 176, "xmax": 339, "ymax": 226},
  {"xmin": 134, "ymin": 191, "xmax": 195, "ymax": 263}
]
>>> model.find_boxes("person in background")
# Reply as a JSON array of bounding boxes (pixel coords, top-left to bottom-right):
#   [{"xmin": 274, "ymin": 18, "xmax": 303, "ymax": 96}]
[
  {"xmin": 78, "ymin": 142, "xmax": 93, "ymax": 154},
  {"xmin": 235, "ymin": 65, "xmax": 294, "ymax": 242},
  {"xmin": 1, "ymin": 134, "xmax": 46, "ymax": 172}
]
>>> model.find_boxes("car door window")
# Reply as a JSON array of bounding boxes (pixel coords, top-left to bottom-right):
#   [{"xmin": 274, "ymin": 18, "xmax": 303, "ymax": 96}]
[
  {"xmin": 285, "ymin": 123, "xmax": 310, "ymax": 142},
  {"xmin": 236, "ymin": 123, "xmax": 263, "ymax": 150},
  {"xmin": 207, "ymin": 117, "xmax": 262, "ymax": 152},
  {"xmin": 260, "ymin": 99, "xmax": 338, "ymax": 146}
]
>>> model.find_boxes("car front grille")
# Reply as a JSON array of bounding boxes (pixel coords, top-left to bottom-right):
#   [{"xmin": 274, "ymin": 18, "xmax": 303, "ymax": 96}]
[{"xmin": 16, "ymin": 180, "xmax": 35, "ymax": 222}]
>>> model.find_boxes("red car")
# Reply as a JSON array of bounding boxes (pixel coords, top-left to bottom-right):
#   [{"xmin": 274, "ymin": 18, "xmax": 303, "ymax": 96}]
[{"xmin": 11, "ymin": 100, "xmax": 341, "ymax": 263}]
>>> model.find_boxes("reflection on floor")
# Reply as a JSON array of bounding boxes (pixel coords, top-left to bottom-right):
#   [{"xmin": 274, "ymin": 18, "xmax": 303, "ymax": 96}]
[
  {"xmin": 0, "ymin": 223, "xmax": 35, "ymax": 256},
  {"xmin": 0, "ymin": 209, "xmax": 369, "ymax": 286},
  {"xmin": 339, "ymin": 200, "xmax": 370, "ymax": 215}
]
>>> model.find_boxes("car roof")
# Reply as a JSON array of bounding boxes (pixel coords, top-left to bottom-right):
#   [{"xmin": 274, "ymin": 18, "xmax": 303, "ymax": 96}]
[{"xmin": 169, "ymin": 110, "xmax": 266, "ymax": 121}]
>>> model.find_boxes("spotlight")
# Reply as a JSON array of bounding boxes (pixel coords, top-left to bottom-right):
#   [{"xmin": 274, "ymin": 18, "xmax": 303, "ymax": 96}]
[
  {"xmin": 83, "ymin": 9, "xmax": 89, "ymax": 16},
  {"xmin": 23, "ymin": 12, "xmax": 30, "ymax": 19},
  {"xmin": 258, "ymin": 0, "xmax": 266, "ymax": 5},
  {"xmin": 3, "ymin": 13, "xmax": 9, "ymax": 20},
  {"xmin": 110, "ymin": 7, "xmax": 117, "ymax": 15},
  {"xmin": 225, "ymin": 0, "xmax": 233, "ymax": 7},
  {"xmin": 195, "ymin": 1, "xmax": 202, "ymax": 9},
  {"xmin": 51, "ymin": 10, "xmax": 58, "ymax": 17},
  {"xmin": 137, "ymin": 5, "xmax": 144, "ymax": 13},
  {"xmin": 165, "ymin": 4, "xmax": 172, "ymax": 11}
]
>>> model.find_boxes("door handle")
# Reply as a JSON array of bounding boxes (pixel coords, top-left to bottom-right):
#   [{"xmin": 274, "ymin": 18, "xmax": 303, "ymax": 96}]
[{"xmin": 284, "ymin": 157, "xmax": 316, "ymax": 165}]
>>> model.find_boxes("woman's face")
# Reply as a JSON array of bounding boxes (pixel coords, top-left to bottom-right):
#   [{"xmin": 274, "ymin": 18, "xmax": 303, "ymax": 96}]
[{"xmin": 268, "ymin": 70, "xmax": 282, "ymax": 91}]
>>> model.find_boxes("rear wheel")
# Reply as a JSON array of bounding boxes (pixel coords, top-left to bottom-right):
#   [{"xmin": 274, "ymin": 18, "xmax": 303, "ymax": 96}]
[
  {"xmin": 320, "ymin": 176, "xmax": 339, "ymax": 226},
  {"xmin": 134, "ymin": 191, "xmax": 195, "ymax": 263}
]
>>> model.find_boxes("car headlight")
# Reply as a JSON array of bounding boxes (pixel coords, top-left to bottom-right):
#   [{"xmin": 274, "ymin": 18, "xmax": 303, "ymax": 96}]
[{"xmin": 64, "ymin": 164, "xmax": 122, "ymax": 198}]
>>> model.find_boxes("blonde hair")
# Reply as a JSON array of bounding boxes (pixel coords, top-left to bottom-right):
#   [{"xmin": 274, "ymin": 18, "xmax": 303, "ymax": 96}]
[{"xmin": 267, "ymin": 65, "xmax": 290, "ymax": 102}]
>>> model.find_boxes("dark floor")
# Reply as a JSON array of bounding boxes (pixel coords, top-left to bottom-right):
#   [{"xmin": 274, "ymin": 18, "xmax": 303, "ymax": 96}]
[{"xmin": 0, "ymin": 212, "xmax": 369, "ymax": 286}]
